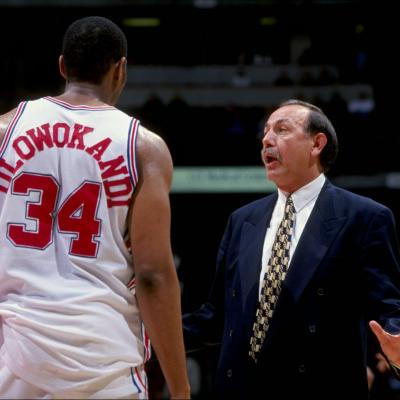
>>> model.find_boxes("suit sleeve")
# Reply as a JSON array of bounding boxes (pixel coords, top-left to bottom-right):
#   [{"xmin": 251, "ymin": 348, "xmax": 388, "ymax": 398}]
[
  {"xmin": 363, "ymin": 207, "xmax": 400, "ymax": 333},
  {"xmin": 183, "ymin": 214, "xmax": 233, "ymax": 348}
]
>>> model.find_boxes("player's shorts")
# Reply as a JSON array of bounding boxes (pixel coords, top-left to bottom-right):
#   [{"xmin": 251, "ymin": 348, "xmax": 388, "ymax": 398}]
[{"xmin": 0, "ymin": 356, "xmax": 148, "ymax": 399}]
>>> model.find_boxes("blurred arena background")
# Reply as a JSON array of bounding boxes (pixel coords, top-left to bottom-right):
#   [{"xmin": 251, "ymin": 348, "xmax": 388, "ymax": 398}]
[{"xmin": 0, "ymin": 0, "xmax": 398, "ymax": 398}]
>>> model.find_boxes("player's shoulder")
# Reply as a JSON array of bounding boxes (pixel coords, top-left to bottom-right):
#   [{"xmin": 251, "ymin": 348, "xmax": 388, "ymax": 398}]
[
  {"xmin": 0, "ymin": 108, "xmax": 18, "ymax": 145},
  {"xmin": 135, "ymin": 124, "xmax": 173, "ymax": 177},
  {"xmin": 136, "ymin": 124, "xmax": 171, "ymax": 160},
  {"xmin": 137, "ymin": 124, "xmax": 168, "ymax": 148}
]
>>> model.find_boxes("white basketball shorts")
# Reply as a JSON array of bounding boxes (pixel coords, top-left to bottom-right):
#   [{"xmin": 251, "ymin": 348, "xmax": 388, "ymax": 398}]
[{"xmin": 0, "ymin": 356, "xmax": 148, "ymax": 399}]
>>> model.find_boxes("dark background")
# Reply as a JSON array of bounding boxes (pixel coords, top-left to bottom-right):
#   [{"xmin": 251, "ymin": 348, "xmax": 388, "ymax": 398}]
[{"xmin": 0, "ymin": 1, "xmax": 398, "ymax": 397}]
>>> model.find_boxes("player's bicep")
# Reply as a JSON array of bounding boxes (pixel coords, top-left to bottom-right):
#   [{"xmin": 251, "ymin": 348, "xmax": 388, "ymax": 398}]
[{"xmin": 129, "ymin": 131, "xmax": 174, "ymax": 272}]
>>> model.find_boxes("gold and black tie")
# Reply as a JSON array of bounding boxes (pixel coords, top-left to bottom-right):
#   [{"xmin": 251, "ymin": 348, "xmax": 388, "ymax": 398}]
[{"xmin": 249, "ymin": 195, "xmax": 296, "ymax": 362}]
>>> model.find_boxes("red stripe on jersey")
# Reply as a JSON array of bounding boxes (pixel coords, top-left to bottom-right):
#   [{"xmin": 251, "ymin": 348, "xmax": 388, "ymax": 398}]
[
  {"xmin": 128, "ymin": 118, "xmax": 139, "ymax": 187},
  {"xmin": 142, "ymin": 325, "xmax": 151, "ymax": 363},
  {"xmin": 134, "ymin": 366, "xmax": 148, "ymax": 396},
  {"xmin": 0, "ymin": 102, "xmax": 27, "ymax": 157},
  {"xmin": 128, "ymin": 277, "xmax": 136, "ymax": 289},
  {"xmin": 44, "ymin": 96, "xmax": 115, "ymax": 111}
]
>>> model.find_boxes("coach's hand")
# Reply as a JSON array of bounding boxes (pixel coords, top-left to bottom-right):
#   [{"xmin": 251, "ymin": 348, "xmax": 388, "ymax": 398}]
[{"xmin": 370, "ymin": 320, "xmax": 400, "ymax": 372}]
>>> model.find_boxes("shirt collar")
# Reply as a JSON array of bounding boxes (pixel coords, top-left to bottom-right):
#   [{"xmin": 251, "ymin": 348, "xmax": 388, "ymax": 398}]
[{"xmin": 277, "ymin": 174, "xmax": 326, "ymax": 213}]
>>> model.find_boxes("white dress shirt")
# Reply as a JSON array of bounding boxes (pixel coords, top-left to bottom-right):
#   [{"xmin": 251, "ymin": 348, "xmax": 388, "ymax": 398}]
[{"xmin": 259, "ymin": 173, "xmax": 326, "ymax": 294}]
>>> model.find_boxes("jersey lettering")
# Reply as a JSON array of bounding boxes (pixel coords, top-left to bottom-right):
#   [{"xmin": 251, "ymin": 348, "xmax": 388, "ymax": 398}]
[
  {"xmin": 0, "ymin": 121, "xmax": 133, "ymax": 207},
  {"xmin": 8, "ymin": 172, "xmax": 59, "ymax": 249},
  {"xmin": 57, "ymin": 181, "xmax": 101, "ymax": 257},
  {"xmin": 7, "ymin": 172, "xmax": 102, "ymax": 257}
]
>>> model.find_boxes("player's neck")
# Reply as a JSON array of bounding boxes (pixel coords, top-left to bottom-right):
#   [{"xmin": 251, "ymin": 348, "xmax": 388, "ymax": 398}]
[{"xmin": 59, "ymin": 82, "xmax": 111, "ymax": 106}]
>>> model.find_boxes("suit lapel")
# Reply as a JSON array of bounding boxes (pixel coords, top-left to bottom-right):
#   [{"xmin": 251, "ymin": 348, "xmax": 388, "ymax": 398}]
[
  {"xmin": 260, "ymin": 182, "xmax": 347, "ymax": 352},
  {"xmin": 238, "ymin": 194, "xmax": 277, "ymax": 316},
  {"xmin": 282, "ymin": 181, "xmax": 347, "ymax": 304}
]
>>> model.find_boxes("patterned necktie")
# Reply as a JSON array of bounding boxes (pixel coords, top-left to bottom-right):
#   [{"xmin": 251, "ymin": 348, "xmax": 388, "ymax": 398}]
[{"xmin": 249, "ymin": 195, "xmax": 296, "ymax": 362}]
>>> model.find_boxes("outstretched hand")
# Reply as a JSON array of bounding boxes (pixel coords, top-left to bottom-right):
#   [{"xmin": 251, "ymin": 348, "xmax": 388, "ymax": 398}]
[{"xmin": 369, "ymin": 320, "xmax": 400, "ymax": 367}]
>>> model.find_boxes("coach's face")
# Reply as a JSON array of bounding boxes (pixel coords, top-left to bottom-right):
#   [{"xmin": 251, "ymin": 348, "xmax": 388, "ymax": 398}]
[{"xmin": 261, "ymin": 104, "xmax": 323, "ymax": 193}]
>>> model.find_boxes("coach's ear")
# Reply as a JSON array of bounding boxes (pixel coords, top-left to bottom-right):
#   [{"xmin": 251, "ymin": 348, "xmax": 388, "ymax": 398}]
[{"xmin": 59, "ymin": 55, "xmax": 67, "ymax": 80}]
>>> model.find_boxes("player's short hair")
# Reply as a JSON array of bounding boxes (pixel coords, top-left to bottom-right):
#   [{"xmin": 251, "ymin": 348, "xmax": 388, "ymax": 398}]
[{"xmin": 62, "ymin": 16, "xmax": 128, "ymax": 84}]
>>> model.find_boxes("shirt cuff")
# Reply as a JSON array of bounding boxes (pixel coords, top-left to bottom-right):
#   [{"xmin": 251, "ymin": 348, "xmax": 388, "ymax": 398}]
[{"xmin": 390, "ymin": 362, "xmax": 400, "ymax": 378}]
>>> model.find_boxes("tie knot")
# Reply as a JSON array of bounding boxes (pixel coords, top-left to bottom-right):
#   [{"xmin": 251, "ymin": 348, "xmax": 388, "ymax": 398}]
[{"xmin": 285, "ymin": 195, "xmax": 295, "ymax": 214}]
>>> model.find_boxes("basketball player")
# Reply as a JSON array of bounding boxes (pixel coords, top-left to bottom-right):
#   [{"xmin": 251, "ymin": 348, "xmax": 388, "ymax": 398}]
[{"xmin": 0, "ymin": 16, "xmax": 190, "ymax": 399}]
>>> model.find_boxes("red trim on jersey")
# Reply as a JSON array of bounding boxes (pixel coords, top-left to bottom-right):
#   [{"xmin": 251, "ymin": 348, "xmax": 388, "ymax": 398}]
[
  {"xmin": 0, "ymin": 101, "xmax": 27, "ymax": 157},
  {"xmin": 44, "ymin": 96, "xmax": 115, "ymax": 111},
  {"xmin": 128, "ymin": 118, "xmax": 139, "ymax": 187},
  {"xmin": 127, "ymin": 277, "xmax": 136, "ymax": 290},
  {"xmin": 142, "ymin": 324, "xmax": 151, "ymax": 363},
  {"xmin": 134, "ymin": 366, "xmax": 148, "ymax": 396}
]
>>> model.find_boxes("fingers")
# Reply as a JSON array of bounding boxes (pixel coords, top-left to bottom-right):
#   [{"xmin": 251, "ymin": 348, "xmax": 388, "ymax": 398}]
[
  {"xmin": 369, "ymin": 320, "xmax": 391, "ymax": 347},
  {"xmin": 370, "ymin": 320, "xmax": 400, "ymax": 340},
  {"xmin": 370, "ymin": 321, "xmax": 400, "ymax": 368},
  {"xmin": 369, "ymin": 320, "xmax": 384, "ymax": 339}
]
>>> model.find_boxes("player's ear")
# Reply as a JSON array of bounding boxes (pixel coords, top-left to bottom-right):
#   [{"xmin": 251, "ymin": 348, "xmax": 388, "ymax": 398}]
[
  {"xmin": 59, "ymin": 55, "xmax": 67, "ymax": 80},
  {"xmin": 114, "ymin": 57, "xmax": 127, "ymax": 84}
]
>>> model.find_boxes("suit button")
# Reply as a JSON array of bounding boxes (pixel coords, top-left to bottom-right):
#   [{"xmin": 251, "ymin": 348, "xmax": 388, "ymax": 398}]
[
  {"xmin": 308, "ymin": 325, "xmax": 316, "ymax": 333},
  {"xmin": 317, "ymin": 288, "xmax": 324, "ymax": 296},
  {"xmin": 232, "ymin": 289, "xmax": 236, "ymax": 297},
  {"xmin": 298, "ymin": 364, "xmax": 306, "ymax": 373},
  {"xmin": 227, "ymin": 369, "xmax": 233, "ymax": 378}
]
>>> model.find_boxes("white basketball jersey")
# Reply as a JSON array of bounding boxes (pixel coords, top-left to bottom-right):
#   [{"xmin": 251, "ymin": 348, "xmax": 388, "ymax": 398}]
[{"xmin": 0, "ymin": 97, "xmax": 151, "ymax": 392}]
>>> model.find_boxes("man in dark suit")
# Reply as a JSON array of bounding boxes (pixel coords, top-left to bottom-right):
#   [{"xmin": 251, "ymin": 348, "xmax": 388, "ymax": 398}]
[{"xmin": 183, "ymin": 99, "xmax": 400, "ymax": 399}]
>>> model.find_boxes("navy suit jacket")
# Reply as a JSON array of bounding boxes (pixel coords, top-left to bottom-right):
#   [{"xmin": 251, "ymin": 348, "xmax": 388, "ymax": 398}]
[{"xmin": 183, "ymin": 180, "xmax": 400, "ymax": 399}]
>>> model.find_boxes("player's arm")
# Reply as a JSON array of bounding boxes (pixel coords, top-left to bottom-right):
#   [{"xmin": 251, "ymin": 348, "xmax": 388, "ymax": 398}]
[
  {"xmin": 129, "ymin": 126, "xmax": 190, "ymax": 399},
  {"xmin": 0, "ymin": 108, "xmax": 17, "ymax": 146}
]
